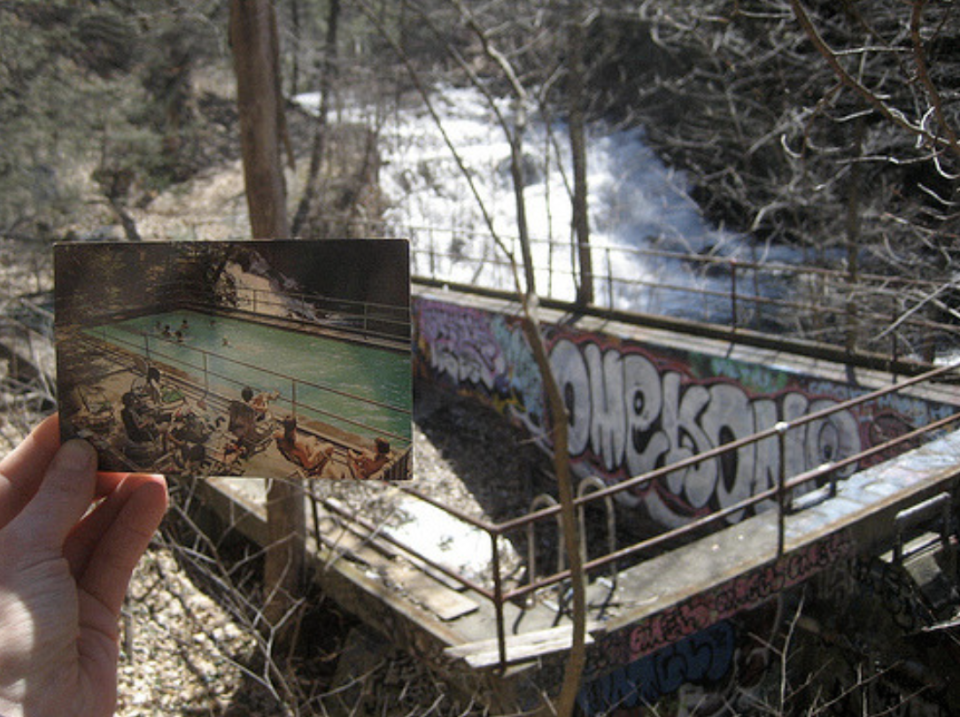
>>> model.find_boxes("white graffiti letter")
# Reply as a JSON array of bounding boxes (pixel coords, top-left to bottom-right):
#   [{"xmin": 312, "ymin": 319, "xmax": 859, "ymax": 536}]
[
  {"xmin": 585, "ymin": 344, "xmax": 627, "ymax": 472},
  {"xmin": 551, "ymin": 339, "xmax": 590, "ymax": 456},
  {"xmin": 623, "ymin": 353, "xmax": 666, "ymax": 478},
  {"xmin": 806, "ymin": 400, "xmax": 861, "ymax": 478},
  {"xmin": 661, "ymin": 373, "xmax": 716, "ymax": 510},
  {"xmin": 701, "ymin": 383, "xmax": 756, "ymax": 520}
]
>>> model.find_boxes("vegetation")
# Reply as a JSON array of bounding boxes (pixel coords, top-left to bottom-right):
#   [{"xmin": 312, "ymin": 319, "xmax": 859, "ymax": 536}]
[
  {"xmin": 3, "ymin": 1, "xmax": 960, "ymax": 714},
  {"xmin": 3, "ymin": 0, "xmax": 958, "ymax": 350},
  {"xmin": 4, "ymin": 1, "xmax": 957, "ymax": 262}
]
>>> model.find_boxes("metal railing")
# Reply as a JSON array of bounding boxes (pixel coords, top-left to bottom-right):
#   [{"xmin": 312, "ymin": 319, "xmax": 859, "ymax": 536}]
[
  {"xmin": 62, "ymin": 273, "xmax": 411, "ymax": 350},
  {"xmin": 422, "ymin": 235, "xmax": 960, "ymax": 360},
  {"xmin": 81, "ymin": 325, "xmax": 412, "ymax": 447},
  {"xmin": 352, "ymin": 219, "xmax": 959, "ymax": 364},
  {"xmin": 205, "ymin": 283, "xmax": 411, "ymax": 346},
  {"xmin": 327, "ymin": 360, "xmax": 960, "ymax": 670}
]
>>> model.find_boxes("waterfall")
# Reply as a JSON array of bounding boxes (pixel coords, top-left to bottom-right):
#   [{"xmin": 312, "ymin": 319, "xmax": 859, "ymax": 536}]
[{"xmin": 297, "ymin": 85, "xmax": 797, "ymax": 322}]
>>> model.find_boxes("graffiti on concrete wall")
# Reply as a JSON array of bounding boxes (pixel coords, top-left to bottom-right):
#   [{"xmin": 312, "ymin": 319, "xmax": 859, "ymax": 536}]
[
  {"xmin": 577, "ymin": 621, "xmax": 737, "ymax": 714},
  {"xmin": 575, "ymin": 533, "xmax": 852, "ymax": 715},
  {"xmin": 415, "ymin": 301, "xmax": 506, "ymax": 393},
  {"xmin": 617, "ymin": 531, "xmax": 852, "ymax": 664},
  {"xmin": 578, "ymin": 549, "xmax": 949, "ymax": 717},
  {"xmin": 414, "ymin": 297, "xmax": 951, "ymax": 528},
  {"xmin": 415, "ymin": 300, "xmax": 544, "ymax": 423},
  {"xmin": 550, "ymin": 336, "xmax": 866, "ymax": 526}
]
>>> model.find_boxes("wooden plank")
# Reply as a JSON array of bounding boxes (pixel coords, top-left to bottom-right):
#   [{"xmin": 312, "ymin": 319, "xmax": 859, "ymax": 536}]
[
  {"xmin": 445, "ymin": 625, "xmax": 596, "ymax": 670},
  {"xmin": 315, "ymin": 513, "xmax": 479, "ymax": 622},
  {"xmin": 318, "ymin": 520, "xmax": 391, "ymax": 569},
  {"xmin": 321, "ymin": 496, "xmax": 468, "ymax": 592},
  {"xmin": 385, "ymin": 562, "xmax": 479, "ymax": 622}
]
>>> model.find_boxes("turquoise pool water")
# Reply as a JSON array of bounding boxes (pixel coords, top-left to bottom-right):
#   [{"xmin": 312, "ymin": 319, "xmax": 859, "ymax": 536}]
[{"xmin": 86, "ymin": 309, "xmax": 411, "ymax": 443}]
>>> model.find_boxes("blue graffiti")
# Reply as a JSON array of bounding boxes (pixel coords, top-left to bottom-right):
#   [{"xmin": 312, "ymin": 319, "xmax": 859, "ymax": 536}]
[
  {"xmin": 490, "ymin": 314, "xmax": 544, "ymax": 420},
  {"xmin": 578, "ymin": 621, "xmax": 736, "ymax": 715}
]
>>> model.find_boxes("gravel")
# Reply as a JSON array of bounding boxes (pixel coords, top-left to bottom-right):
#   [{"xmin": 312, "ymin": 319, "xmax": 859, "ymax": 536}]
[
  {"xmin": 0, "ymin": 162, "xmax": 553, "ymax": 715},
  {"xmin": 105, "ymin": 392, "xmax": 542, "ymax": 716}
]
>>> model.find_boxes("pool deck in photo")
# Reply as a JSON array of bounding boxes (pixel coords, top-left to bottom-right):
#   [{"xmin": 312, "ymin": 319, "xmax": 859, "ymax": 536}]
[{"xmin": 57, "ymin": 304, "xmax": 412, "ymax": 480}]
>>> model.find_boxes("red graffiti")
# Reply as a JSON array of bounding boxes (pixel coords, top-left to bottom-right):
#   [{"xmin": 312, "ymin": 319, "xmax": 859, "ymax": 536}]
[{"xmin": 619, "ymin": 531, "xmax": 853, "ymax": 664}]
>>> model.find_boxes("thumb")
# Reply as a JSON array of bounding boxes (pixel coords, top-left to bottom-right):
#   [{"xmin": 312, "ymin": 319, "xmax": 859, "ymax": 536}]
[{"xmin": 10, "ymin": 439, "xmax": 98, "ymax": 553}]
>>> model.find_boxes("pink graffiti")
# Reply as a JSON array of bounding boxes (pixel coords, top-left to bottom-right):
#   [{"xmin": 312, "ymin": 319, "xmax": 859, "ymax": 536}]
[
  {"xmin": 622, "ymin": 531, "xmax": 853, "ymax": 663},
  {"xmin": 417, "ymin": 300, "xmax": 504, "ymax": 390}
]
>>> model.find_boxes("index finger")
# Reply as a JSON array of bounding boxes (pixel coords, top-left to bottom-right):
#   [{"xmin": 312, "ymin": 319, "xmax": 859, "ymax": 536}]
[{"xmin": 0, "ymin": 414, "xmax": 61, "ymax": 528}]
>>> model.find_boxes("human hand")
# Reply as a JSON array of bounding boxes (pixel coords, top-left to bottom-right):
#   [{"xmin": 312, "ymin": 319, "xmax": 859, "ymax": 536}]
[{"xmin": 0, "ymin": 416, "xmax": 168, "ymax": 717}]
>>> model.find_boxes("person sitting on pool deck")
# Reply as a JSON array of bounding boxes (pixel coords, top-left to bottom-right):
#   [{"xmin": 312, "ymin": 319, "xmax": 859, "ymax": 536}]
[
  {"xmin": 241, "ymin": 386, "xmax": 279, "ymax": 421},
  {"xmin": 347, "ymin": 437, "xmax": 391, "ymax": 479},
  {"xmin": 274, "ymin": 416, "xmax": 334, "ymax": 476},
  {"xmin": 120, "ymin": 391, "xmax": 169, "ymax": 447}
]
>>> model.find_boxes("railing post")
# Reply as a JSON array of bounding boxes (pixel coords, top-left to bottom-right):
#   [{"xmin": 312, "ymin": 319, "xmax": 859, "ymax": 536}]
[
  {"xmin": 775, "ymin": 421, "xmax": 789, "ymax": 557},
  {"xmin": 548, "ymin": 235, "xmax": 554, "ymax": 298},
  {"xmin": 730, "ymin": 259, "xmax": 738, "ymax": 331},
  {"xmin": 606, "ymin": 247, "xmax": 614, "ymax": 309},
  {"xmin": 491, "ymin": 531, "xmax": 507, "ymax": 670},
  {"xmin": 527, "ymin": 494, "xmax": 564, "ymax": 594},
  {"xmin": 577, "ymin": 476, "xmax": 617, "ymax": 589}
]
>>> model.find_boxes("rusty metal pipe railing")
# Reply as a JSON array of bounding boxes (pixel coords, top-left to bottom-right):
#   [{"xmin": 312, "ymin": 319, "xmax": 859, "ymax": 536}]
[
  {"xmin": 493, "ymin": 360, "xmax": 960, "ymax": 537},
  {"xmin": 410, "ymin": 238, "xmax": 960, "ymax": 363},
  {"xmin": 526, "ymin": 494, "xmax": 563, "ymax": 590},
  {"xmin": 577, "ymin": 477, "xmax": 617, "ymax": 588},
  {"xmin": 503, "ymin": 482, "xmax": 783, "ymax": 602},
  {"xmin": 311, "ymin": 358, "xmax": 959, "ymax": 669},
  {"xmin": 500, "ymin": 408, "xmax": 960, "ymax": 605}
]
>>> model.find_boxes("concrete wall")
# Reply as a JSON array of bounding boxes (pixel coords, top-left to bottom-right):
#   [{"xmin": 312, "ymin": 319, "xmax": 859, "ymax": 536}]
[
  {"xmin": 413, "ymin": 288, "xmax": 958, "ymax": 531},
  {"xmin": 414, "ymin": 287, "xmax": 960, "ymax": 714}
]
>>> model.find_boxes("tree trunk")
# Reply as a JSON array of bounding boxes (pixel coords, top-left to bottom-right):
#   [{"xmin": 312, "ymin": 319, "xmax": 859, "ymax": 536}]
[
  {"xmin": 232, "ymin": 0, "xmax": 291, "ymax": 241},
  {"xmin": 509, "ymin": 102, "xmax": 537, "ymax": 298},
  {"xmin": 229, "ymin": 0, "xmax": 305, "ymax": 644},
  {"xmin": 291, "ymin": 0, "xmax": 341, "ymax": 237},
  {"xmin": 845, "ymin": 108, "xmax": 864, "ymax": 353},
  {"xmin": 568, "ymin": 6, "xmax": 593, "ymax": 307}
]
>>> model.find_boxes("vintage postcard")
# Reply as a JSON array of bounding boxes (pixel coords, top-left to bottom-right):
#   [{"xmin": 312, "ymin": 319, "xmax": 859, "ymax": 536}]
[{"xmin": 55, "ymin": 239, "xmax": 412, "ymax": 480}]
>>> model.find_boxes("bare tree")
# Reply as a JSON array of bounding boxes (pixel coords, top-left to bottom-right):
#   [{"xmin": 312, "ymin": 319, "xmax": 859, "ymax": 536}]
[
  {"xmin": 291, "ymin": 0, "xmax": 341, "ymax": 237},
  {"xmin": 229, "ymin": 0, "xmax": 306, "ymax": 647},
  {"xmin": 566, "ymin": 1, "xmax": 593, "ymax": 307},
  {"xmin": 350, "ymin": 2, "xmax": 588, "ymax": 713}
]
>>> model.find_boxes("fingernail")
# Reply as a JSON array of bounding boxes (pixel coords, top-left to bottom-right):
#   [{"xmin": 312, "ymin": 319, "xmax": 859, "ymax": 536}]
[{"xmin": 52, "ymin": 439, "xmax": 97, "ymax": 476}]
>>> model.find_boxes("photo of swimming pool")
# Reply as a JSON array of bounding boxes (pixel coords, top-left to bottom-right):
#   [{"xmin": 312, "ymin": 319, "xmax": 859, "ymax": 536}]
[
  {"xmin": 86, "ymin": 309, "xmax": 411, "ymax": 444},
  {"xmin": 56, "ymin": 239, "xmax": 411, "ymax": 479}
]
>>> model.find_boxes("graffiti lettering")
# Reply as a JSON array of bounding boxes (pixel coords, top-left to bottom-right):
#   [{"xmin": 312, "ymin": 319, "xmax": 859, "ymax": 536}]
[
  {"xmin": 413, "ymin": 298, "xmax": 946, "ymax": 530},
  {"xmin": 550, "ymin": 338, "xmax": 863, "ymax": 527},
  {"xmin": 597, "ymin": 531, "xmax": 853, "ymax": 665},
  {"xmin": 578, "ymin": 622, "xmax": 736, "ymax": 715},
  {"xmin": 416, "ymin": 302, "xmax": 504, "ymax": 390},
  {"xmin": 490, "ymin": 315, "xmax": 543, "ymax": 422}
]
